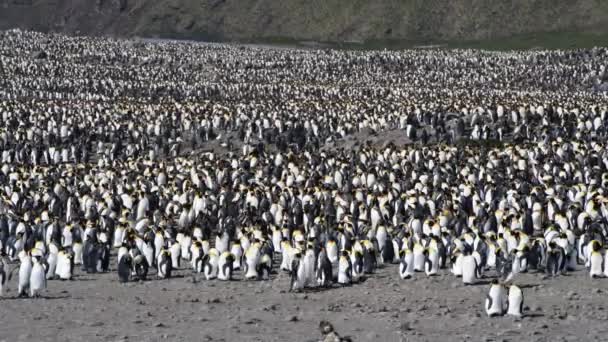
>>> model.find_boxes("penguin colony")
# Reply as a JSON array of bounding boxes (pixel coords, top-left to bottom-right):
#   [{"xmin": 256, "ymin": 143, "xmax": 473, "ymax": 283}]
[{"xmin": 1, "ymin": 30, "xmax": 608, "ymax": 322}]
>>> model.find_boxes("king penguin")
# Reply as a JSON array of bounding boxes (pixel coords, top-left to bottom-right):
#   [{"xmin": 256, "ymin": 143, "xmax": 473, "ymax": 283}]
[
  {"xmin": 29, "ymin": 252, "xmax": 47, "ymax": 298},
  {"xmin": 506, "ymin": 284, "xmax": 524, "ymax": 318},
  {"xmin": 217, "ymin": 251, "xmax": 235, "ymax": 281},
  {"xmin": 485, "ymin": 279, "xmax": 506, "ymax": 317},
  {"xmin": 337, "ymin": 250, "xmax": 352, "ymax": 286}
]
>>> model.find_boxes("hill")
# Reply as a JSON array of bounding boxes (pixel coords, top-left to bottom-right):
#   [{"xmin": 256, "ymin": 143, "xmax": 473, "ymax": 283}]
[{"xmin": 1, "ymin": 0, "xmax": 608, "ymax": 48}]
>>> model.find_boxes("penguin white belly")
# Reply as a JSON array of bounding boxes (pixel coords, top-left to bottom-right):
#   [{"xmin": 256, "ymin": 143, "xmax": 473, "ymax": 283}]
[
  {"xmin": 486, "ymin": 285, "xmax": 506, "ymax": 317},
  {"xmin": 204, "ymin": 256, "xmax": 219, "ymax": 280},
  {"xmin": 230, "ymin": 245, "xmax": 242, "ymax": 270},
  {"xmin": 451, "ymin": 254, "xmax": 463, "ymax": 276},
  {"xmin": 181, "ymin": 237, "xmax": 192, "ymax": 261},
  {"xmin": 425, "ymin": 251, "xmax": 439, "ymax": 276},
  {"xmin": 327, "ymin": 244, "xmax": 338, "ymax": 264},
  {"xmin": 293, "ymin": 263, "xmax": 307, "ymax": 290},
  {"xmin": 216, "ymin": 234, "xmax": 229, "ymax": 253},
  {"xmin": 245, "ymin": 251, "xmax": 260, "ymax": 279},
  {"xmin": 46, "ymin": 253, "xmax": 57, "ymax": 280},
  {"xmin": 218, "ymin": 255, "xmax": 233, "ymax": 281},
  {"xmin": 272, "ymin": 231, "xmax": 282, "ymax": 253},
  {"xmin": 590, "ymin": 252, "xmax": 604, "ymax": 277},
  {"xmin": 507, "ymin": 286, "xmax": 523, "ymax": 317},
  {"xmin": 413, "ymin": 248, "xmax": 425, "ymax": 272},
  {"xmin": 303, "ymin": 251, "xmax": 316, "ymax": 286},
  {"xmin": 279, "ymin": 247, "xmax": 290, "ymax": 272},
  {"xmin": 117, "ymin": 247, "xmax": 128, "ymax": 266},
  {"xmin": 399, "ymin": 252, "xmax": 415, "ymax": 279},
  {"xmin": 18, "ymin": 259, "xmax": 32, "ymax": 295},
  {"xmin": 73, "ymin": 243, "xmax": 83, "ymax": 265},
  {"xmin": 487, "ymin": 250, "xmax": 497, "ymax": 269},
  {"xmin": 30, "ymin": 262, "xmax": 46, "ymax": 297},
  {"xmin": 56, "ymin": 255, "xmax": 72, "ymax": 280},
  {"xmin": 337, "ymin": 258, "xmax": 350, "ymax": 285},
  {"xmin": 170, "ymin": 244, "xmax": 181, "ymax": 268},
  {"xmin": 143, "ymin": 244, "xmax": 155, "ymax": 268},
  {"xmin": 461, "ymin": 256, "xmax": 477, "ymax": 284}
]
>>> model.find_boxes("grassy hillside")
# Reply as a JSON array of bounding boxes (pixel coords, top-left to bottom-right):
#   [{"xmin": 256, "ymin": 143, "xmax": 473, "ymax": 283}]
[{"xmin": 0, "ymin": 0, "xmax": 607, "ymax": 49}]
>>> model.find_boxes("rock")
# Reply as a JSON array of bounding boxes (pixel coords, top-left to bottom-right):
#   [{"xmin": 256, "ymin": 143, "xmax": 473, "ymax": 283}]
[
  {"xmin": 351, "ymin": 303, "xmax": 362, "ymax": 308},
  {"xmin": 286, "ymin": 315, "xmax": 299, "ymax": 322},
  {"xmin": 154, "ymin": 322, "xmax": 165, "ymax": 328},
  {"xmin": 208, "ymin": 298, "xmax": 222, "ymax": 304},
  {"xmin": 400, "ymin": 322, "xmax": 413, "ymax": 331}
]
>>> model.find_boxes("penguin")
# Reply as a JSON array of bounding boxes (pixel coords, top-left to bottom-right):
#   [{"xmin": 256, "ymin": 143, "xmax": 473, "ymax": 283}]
[
  {"xmin": 157, "ymin": 249, "xmax": 172, "ymax": 279},
  {"xmin": 290, "ymin": 252, "xmax": 305, "ymax": 292},
  {"xmin": 350, "ymin": 250, "xmax": 363, "ymax": 283},
  {"xmin": 316, "ymin": 248, "xmax": 333, "ymax": 288},
  {"xmin": 10, "ymin": 250, "xmax": 32, "ymax": 297},
  {"xmin": 118, "ymin": 253, "xmax": 132, "ymax": 283},
  {"xmin": 506, "ymin": 284, "xmax": 524, "ymax": 318},
  {"xmin": 257, "ymin": 253, "xmax": 273, "ymax": 280},
  {"xmin": 424, "ymin": 248, "xmax": 439, "ymax": 276},
  {"xmin": 337, "ymin": 250, "xmax": 352, "ymax": 286},
  {"xmin": 546, "ymin": 242, "xmax": 565, "ymax": 277},
  {"xmin": 588, "ymin": 240, "xmax": 604, "ymax": 278},
  {"xmin": 326, "ymin": 238, "xmax": 339, "ymax": 264},
  {"xmin": 217, "ymin": 252, "xmax": 235, "ymax": 281},
  {"xmin": 485, "ymin": 279, "xmax": 506, "ymax": 317},
  {"xmin": 244, "ymin": 243, "xmax": 261, "ymax": 280},
  {"xmin": 132, "ymin": 254, "xmax": 149, "ymax": 281},
  {"xmin": 203, "ymin": 249, "xmax": 219, "ymax": 280},
  {"xmin": 461, "ymin": 249, "xmax": 480, "ymax": 285},
  {"xmin": 46, "ymin": 242, "xmax": 59, "ymax": 280},
  {"xmin": 413, "ymin": 242, "xmax": 425, "ymax": 272},
  {"xmin": 29, "ymin": 253, "xmax": 47, "ymax": 298},
  {"xmin": 170, "ymin": 239, "xmax": 181, "ymax": 269},
  {"xmin": 55, "ymin": 248, "xmax": 74, "ymax": 280},
  {"xmin": 230, "ymin": 241, "xmax": 243, "ymax": 270},
  {"xmin": 399, "ymin": 249, "xmax": 415, "ymax": 279}
]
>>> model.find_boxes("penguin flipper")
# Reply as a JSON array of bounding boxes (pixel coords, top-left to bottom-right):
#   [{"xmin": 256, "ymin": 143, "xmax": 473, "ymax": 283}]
[
  {"xmin": 7, "ymin": 264, "xmax": 19, "ymax": 281},
  {"xmin": 486, "ymin": 295, "xmax": 492, "ymax": 311}
]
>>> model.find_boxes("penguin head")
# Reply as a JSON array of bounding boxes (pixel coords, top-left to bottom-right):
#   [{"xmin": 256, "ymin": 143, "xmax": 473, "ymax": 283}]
[{"xmin": 592, "ymin": 240, "xmax": 602, "ymax": 252}]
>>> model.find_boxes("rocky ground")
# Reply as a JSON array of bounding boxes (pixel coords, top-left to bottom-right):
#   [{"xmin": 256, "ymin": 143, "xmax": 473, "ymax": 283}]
[{"xmin": 2, "ymin": 257, "xmax": 608, "ymax": 342}]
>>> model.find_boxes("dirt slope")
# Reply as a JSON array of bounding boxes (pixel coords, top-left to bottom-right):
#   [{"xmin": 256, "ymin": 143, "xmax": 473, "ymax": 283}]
[{"xmin": 0, "ymin": 0, "xmax": 607, "ymax": 43}]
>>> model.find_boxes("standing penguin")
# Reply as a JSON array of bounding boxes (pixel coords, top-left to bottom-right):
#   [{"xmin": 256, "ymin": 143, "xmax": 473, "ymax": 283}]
[
  {"xmin": 588, "ymin": 240, "xmax": 604, "ymax": 278},
  {"xmin": 337, "ymin": 250, "xmax": 352, "ymax": 286},
  {"xmin": 55, "ymin": 248, "xmax": 74, "ymax": 280},
  {"xmin": 546, "ymin": 242, "xmax": 565, "ymax": 277},
  {"xmin": 132, "ymin": 254, "xmax": 149, "ymax": 281},
  {"xmin": 316, "ymin": 248, "xmax": 333, "ymax": 288},
  {"xmin": 290, "ymin": 252, "xmax": 305, "ymax": 292},
  {"xmin": 157, "ymin": 249, "xmax": 172, "ymax": 279},
  {"xmin": 424, "ymin": 248, "xmax": 439, "ymax": 276},
  {"xmin": 203, "ymin": 249, "xmax": 219, "ymax": 280},
  {"xmin": 117, "ymin": 253, "xmax": 132, "ymax": 283},
  {"xmin": 506, "ymin": 284, "xmax": 524, "ymax": 318},
  {"xmin": 462, "ymin": 248, "xmax": 481, "ymax": 285},
  {"xmin": 29, "ymin": 253, "xmax": 47, "ymax": 298},
  {"xmin": 10, "ymin": 250, "xmax": 32, "ymax": 297},
  {"xmin": 217, "ymin": 252, "xmax": 235, "ymax": 281},
  {"xmin": 399, "ymin": 249, "xmax": 415, "ymax": 279},
  {"xmin": 485, "ymin": 279, "xmax": 507, "ymax": 317}
]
